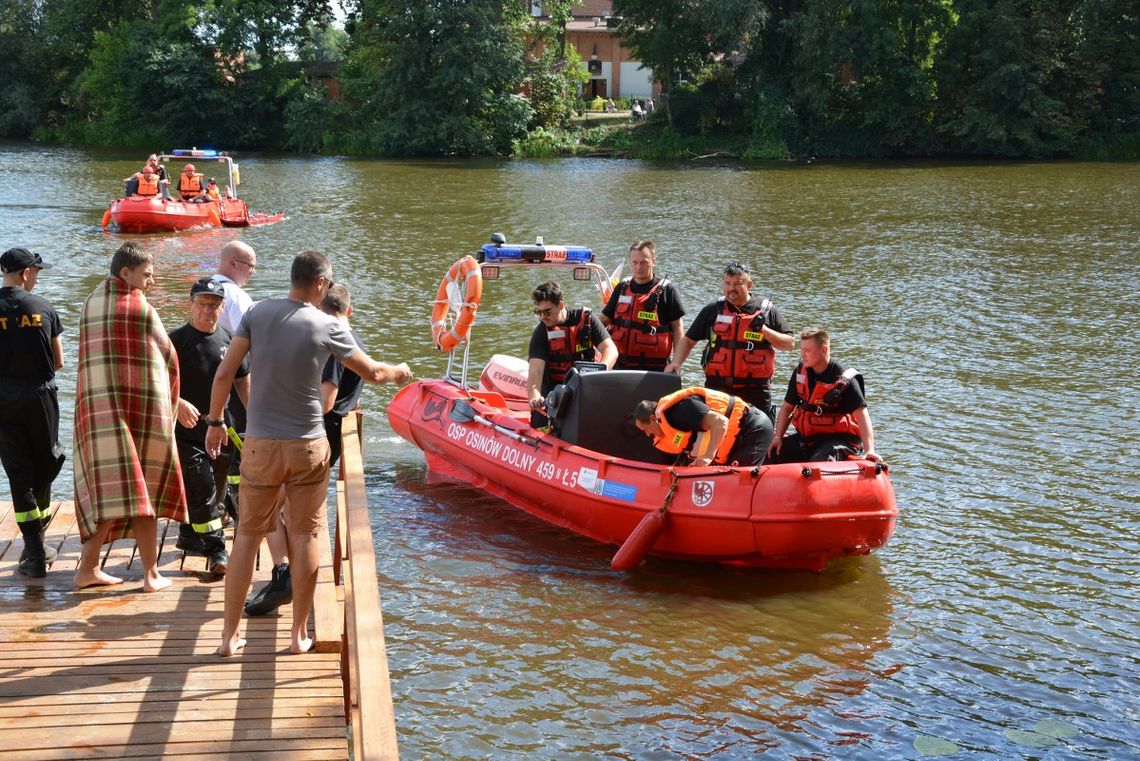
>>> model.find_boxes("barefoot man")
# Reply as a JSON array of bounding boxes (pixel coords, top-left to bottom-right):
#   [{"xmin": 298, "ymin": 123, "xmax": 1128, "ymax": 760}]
[
  {"xmin": 73, "ymin": 242, "xmax": 187, "ymax": 591},
  {"xmin": 205, "ymin": 250, "xmax": 412, "ymax": 656}
]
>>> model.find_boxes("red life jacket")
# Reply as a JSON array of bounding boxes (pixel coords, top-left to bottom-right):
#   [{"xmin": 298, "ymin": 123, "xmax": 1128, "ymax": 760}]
[
  {"xmin": 791, "ymin": 364, "xmax": 863, "ymax": 439},
  {"xmin": 702, "ymin": 298, "xmax": 775, "ymax": 386},
  {"xmin": 545, "ymin": 308, "xmax": 595, "ymax": 384},
  {"xmin": 609, "ymin": 277, "xmax": 672, "ymax": 370},
  {"xmin": 136, "ymin": 173, "xmax": 159, "ymax": 196},
  {"xmin": 179, "ymin": 172, "xmax": 204, "ymax": 197}
]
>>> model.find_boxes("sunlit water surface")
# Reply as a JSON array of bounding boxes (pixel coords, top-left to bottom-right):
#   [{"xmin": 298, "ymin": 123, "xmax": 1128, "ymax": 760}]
[{"xmin": 1, "ymin": 144, "xmax": 1137, "ymax": 759}]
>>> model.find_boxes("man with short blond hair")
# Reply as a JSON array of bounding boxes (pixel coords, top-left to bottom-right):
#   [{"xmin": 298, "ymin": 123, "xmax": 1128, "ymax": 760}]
[{"xmin": 768, "ymin": 327, "xmax": 881, "ymax": 464}]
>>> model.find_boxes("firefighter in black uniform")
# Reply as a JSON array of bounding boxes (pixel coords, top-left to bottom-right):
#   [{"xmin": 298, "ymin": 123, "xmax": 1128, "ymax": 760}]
[{"xmin": 0, "ymin": 247, "xmax": 65, "ymax": 578}]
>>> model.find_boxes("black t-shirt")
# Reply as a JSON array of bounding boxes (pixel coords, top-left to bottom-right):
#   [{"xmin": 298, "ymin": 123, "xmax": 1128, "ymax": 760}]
[
  {"xmin": 527, "ymin": 308, "xmax": 610, "ymax": 363},
  {"xmin": 322, "ymin": 328, "xmax": 364, "ymax": 418},
  {"xmin": 0, "ymin": 286, "xmax": 62, "ymax": 385},
  {"xmin": 685, "ymin": 296, "xmax": 790, "ymax": 341},
  {"xmin": 169, "ymin": 323, "xmax": 250, "ymax": 446},
  {"xmin": 783, "ymin": 360, "xmax": 866, "ymax": 414},
  {"xmin": 602, "ymin": 277, "xmax": 686, "ymax": 325},
  {"xmin": 661, "ymin": 396, "xmax": 709, "ymax": 431}
]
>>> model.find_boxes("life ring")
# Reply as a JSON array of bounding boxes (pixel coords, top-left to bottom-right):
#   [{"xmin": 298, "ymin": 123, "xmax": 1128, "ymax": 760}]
[{"xmin": 431, "ymin": 256, "xmax": 483, "ymax": 351}]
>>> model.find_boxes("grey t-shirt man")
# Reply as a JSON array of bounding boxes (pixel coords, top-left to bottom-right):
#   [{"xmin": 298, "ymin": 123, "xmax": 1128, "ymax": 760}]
[{"xmin": 236, "ymin": 298, "xmax": 357, "ymax": 439}]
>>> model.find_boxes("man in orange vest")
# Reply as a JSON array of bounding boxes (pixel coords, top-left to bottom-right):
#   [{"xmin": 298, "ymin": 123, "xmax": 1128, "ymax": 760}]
[
  {"xmin": 632, "ymin": 386, "xmax": 773, "ymax": 466},
  {"xmin": 179, "ymin": 163, "xmax": 207, "ymax": 202},
  {"xmin": 665, "ymin": 262, "xmax": 794, "ymax": 420},
  {"xmin": 767, "ymin": 327, "xmax": 881, "ymax": 463}
]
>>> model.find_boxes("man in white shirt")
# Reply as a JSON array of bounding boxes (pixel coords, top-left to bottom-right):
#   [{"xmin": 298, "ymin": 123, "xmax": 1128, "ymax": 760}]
[{"xmin": 212, "ymin": 241, "xmax": 256, "ymax": 333}]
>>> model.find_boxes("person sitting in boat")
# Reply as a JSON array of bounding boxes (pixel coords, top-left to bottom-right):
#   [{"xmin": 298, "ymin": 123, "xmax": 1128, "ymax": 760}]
[
  {"xmin": 145, "ymin": 154, "xmax": 171, "ymax": 191},
  {"xmin": 767, "ymin": 327, "xmax": 881, "ymax": 463},
  {"xmin": 527, "ymin": 280, "xmax": 618, "ymax": 428},
  {"xmin": 664, "ymin": 261, "xmax": 795, "ymax": 421},
  {"xmin": 600, "ymin": 239, "xmax": 686, "ymax": 372},
  {"xmin": 205, "ymin": 178, "xmax": 222, "ymax": 201},
  {"xmin": 632, "ymin": 386, "xmax": 773, "ymax": 467},
  {"xmin": 129, "ymin": 165, "xmax": 162, "ymax": 198},
  {"xmin": 178, "ymin": 163, "xmax": 208, "ymax": 202}
]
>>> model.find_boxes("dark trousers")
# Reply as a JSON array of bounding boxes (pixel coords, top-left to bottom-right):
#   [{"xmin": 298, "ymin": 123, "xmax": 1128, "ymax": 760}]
[
  {"xmin": 706, "ymin": 378, "xmax": 775, "ymax": 422},
  {"xmin": 771, "ymin": 433, "xmax": 863, "ymax": 464},
  {"xmin": 177, "ymin": 441, "xmax": 226, "ymax": 554},
  {"xmin": 725, "ymin": 407, "xmax": 775, "ymax": 466},
  {"xmin": 0, "ymin": 384, "xmax": 64, "ymax": 536},
  {"xmin": 324, "ymin": 412, "xmax": 345, "ymax": 475}
]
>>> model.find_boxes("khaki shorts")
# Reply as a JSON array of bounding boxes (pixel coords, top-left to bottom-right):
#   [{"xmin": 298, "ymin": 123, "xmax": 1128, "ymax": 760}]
[{"xmin": 237, "ymin": 436, "xmax": 330, "ymax": 537}]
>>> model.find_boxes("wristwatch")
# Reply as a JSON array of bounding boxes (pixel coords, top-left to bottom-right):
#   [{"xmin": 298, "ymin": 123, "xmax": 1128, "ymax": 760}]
[{"xmin": 204, "ymin": 417, "xmax": 225, "ymax": 427}]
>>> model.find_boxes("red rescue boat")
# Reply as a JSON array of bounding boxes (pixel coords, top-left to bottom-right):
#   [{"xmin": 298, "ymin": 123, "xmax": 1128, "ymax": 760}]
[
  {"xmin": 101, "ymin": 149, "xmax": 285, "ymax": 233},
  {"xmin": 387, "ymin": 234, "xmax": 898, "ymax": 571}
]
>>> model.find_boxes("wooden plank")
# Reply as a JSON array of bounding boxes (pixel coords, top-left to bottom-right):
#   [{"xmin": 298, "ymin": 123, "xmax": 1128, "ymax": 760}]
[
  {"xmin": 0, "ymin": 500, "xmax": 350, "ymax": 760},
  {"xmin": 312, "ymin": 501, "xmax": 342, "ymax": 653},
  {"xmin": 339, "ymin": 413, "xmax": 400, "ymax": 760}
]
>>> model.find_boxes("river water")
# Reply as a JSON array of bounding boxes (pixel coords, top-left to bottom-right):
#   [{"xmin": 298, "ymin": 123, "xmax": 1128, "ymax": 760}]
[{"xmin": 1, "ymin": 143, "xmax": 1137, "ymax": 759}]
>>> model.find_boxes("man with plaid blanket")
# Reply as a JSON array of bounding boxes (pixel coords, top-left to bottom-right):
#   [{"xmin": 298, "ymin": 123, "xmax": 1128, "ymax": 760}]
[{"xmin": 73, "ymin": 242, "xmax": 187, "ymax": 591}]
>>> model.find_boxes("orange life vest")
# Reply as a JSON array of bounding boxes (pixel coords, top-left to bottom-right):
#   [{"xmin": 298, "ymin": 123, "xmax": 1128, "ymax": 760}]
[
  {"xmin": 179, "ymin": 172, "xmax": 204, "ymax": 197},
  {"xmin": 136, "ymin": 173, "xmax": 159, "ymax": 196},
  {"xmin": 609, "ymin": 277, "xmax": 672, "ymax": 370},
  {"xmin": 791, "ymin": 364, "xmax": 863, "ymax": 439},
  {"xmin": 545, "ymin": 308, "xmax": 595, "ymax": 384},
  {"xmin": 652, "ymin": 387, "xmax": 745, "ymax": 464},
  {"xmin": 702, "ymin": 298, "xmax": 775, "ymax": 385},
  {"xmin": 205, "ymin": 185, "xmax": 221, "ymax": 201}
]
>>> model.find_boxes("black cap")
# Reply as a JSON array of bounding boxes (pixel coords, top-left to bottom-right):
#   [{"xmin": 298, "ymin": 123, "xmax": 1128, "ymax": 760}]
[
  {"xmin": 1, "ymin": 247, "xmax": 51, "ymax": 273},
  {"xmin": 190, "ymin": 277, "xmax": 225, "ymax": 298}
]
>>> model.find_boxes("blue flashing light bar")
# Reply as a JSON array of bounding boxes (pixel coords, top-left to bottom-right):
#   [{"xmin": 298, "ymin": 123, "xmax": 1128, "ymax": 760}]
[
  {"xmin": 479, "ymin": 243, "xmax": 594, "ymax": 264},
  {"xmin": 170, "ymin": 149, "xmax": 221, "ymax": 158}
]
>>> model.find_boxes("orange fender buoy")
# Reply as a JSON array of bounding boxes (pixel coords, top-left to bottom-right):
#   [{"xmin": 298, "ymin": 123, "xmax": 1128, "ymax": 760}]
[
  {"xmin": 205, "ymin": 203, "xmax": 221, "ymax": 227},
  {"xmin": 431, "ymin": 256, "xmax": 483, "ymax": 351},
  {"xmin": 611, "ymin": 509, "xmax": 667, "ymax": 571},
  {"xmin": 100, "ymin": 209, "xmax": 112, "ymax": 229}
]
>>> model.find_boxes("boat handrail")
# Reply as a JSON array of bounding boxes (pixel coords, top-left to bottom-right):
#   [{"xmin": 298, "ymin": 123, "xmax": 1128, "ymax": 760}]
[
  {"xmin": 158, "ymin": 150, "xmax": 240, "ymax": 199},
  {"xmin": 333, "ymin": 411, "xmax": 400, "ymax": 760}
]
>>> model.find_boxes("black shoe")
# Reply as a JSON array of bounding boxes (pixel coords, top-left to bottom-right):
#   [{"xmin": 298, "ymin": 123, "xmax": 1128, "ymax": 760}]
[
  {"xmin": 20, "ymin": 544, "xmax": 57, "ymax": 564},
  {"xmin": 176, "ymin": 535, "xmax": 211, "ymax": 557},
  {"xmin": 209, "ymin": 550, "xmax": 229, "ymax": 576},
  {"xmin": 245, "ymin": 563, "xmax": 291, "ymax": 616},
  {"xmin": 18, "ymin": 555, "xmax": 47, "ymax": 578}
]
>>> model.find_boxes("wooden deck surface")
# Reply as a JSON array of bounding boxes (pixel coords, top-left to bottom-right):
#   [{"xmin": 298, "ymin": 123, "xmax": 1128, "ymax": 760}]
[{"xmin": 0, "ymin": 499, "xmax": 349, "ymax": 760}]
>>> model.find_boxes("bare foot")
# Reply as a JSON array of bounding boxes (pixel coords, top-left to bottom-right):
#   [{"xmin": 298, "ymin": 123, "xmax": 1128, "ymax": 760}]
[
  {"xmin": 290, "ymin": 636, "xmax": 314, "ymax": 655},
  {"xmin": 74, "ymin": 569, "xmax": 124, "ymax": 589},
  {"xmin": 215, "ymin": 637, "xmax": 247, "ymax": 657},
  {"xmin": 142, "ymin": 573, "xmax": 172, "ymax": 593}
]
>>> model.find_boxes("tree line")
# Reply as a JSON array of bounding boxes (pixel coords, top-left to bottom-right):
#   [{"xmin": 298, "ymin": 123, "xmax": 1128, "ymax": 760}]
[{"xmin": 1, "ymin": 0, "xmax": 1135, "ymax": 159}]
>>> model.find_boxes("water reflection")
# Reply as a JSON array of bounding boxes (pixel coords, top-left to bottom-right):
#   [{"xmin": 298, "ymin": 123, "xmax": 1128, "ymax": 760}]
[{"xmin": 379, "ymin": 465, "xmax": 897, "ymax": 757}]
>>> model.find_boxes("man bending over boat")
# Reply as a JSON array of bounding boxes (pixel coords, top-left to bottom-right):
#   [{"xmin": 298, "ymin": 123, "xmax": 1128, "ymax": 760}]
[
  {"xmin": 204, "ymin": 250, "xmax": 412, "ymax": 657},
  {"xmin": 527, "ymin": 280, "xmax": 617, "ymax": 428},
  {"xmin": 767, "ymin": 327, "xmax": 881, "ymax": 463},
  {"xmin": 633, "ymin": 387, "xmax": 773, "ymax": 467}
]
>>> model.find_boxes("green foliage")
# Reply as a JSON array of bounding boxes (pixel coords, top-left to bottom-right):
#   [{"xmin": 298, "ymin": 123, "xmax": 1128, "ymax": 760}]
[
  {"xmin": 341, "ymin": 0, "xmax": 532, "ymax": 156},
  {"xmin": 512, "ymin": 126, "xmax": 579, "ymax": 157},
  {"xmin": 284, "ymin": 81, "xmax": 342, "ymax": 153}
]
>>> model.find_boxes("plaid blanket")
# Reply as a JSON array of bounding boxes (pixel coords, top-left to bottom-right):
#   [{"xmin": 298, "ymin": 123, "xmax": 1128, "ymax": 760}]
[{"xmin": 74, "ymin": 276, "xmax": 186, "ymax": 542}]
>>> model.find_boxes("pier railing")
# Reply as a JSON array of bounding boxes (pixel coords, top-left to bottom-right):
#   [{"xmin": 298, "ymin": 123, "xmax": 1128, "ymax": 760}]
[{"xmin": 331, "ymin": 411, "xmax": 400, "ymax": 760}]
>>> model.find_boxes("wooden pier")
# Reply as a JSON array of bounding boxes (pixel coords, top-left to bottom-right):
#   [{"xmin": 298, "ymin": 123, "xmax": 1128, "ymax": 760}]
[{"xmin": 0, "ymin": 414, "xmax": 397, "ymax": 760}]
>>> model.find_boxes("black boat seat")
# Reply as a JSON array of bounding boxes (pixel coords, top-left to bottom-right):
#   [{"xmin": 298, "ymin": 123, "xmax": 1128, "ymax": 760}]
[{"xmin": 553, "ymin": 369, "xmax": 682, "ymax": 464}]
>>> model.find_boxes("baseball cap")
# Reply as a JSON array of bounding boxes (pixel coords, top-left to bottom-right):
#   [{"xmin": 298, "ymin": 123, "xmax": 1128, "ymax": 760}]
[
  {"xmin": 1, "ymin": 247, "xmax": 52, "ymax": 273},
  {"xmin": 190, "ymin": 277, "xmax": 224, "ymax": 298}
]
